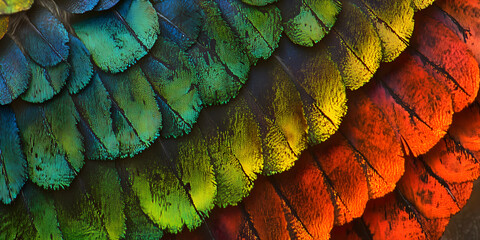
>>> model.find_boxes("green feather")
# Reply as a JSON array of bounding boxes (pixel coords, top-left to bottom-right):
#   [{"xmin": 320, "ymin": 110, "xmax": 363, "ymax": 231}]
[
  {"xmin": 189, "ymin": 0, "xmax": 251, "ymax": 106},
  {"xmin": 125, "ymin": 133, "xmax": 216, "ymax": 233},
  {"xmin": 73, "ymin": 74, "xmax": 120, "ymax": 160},
  {"xmin": 141, "ymin": 37, "xmax": 202, "ymax": 138},
  {"xmin": 216, "ymin": 0, "xmax": 283, "ymax": 62},
  {"xmin": 0, "ymin": 191, "xmax": 36, "ymax": 239},
  {"xmin": 205, "ymin": 100, "xmax": 263, "ymax": 207},
  {"xmin": 21, "ymin": 58, "xmax": 69, "ymax": 103},
  {"xmin": 54, "ymin": 162, "xmax": 126, "ymax": 240},
  {"xmin": 66, "ymin": 34, "xmax": 94, "ymax": 94},
  {"xmin": 74, "ymin": 0, "xmax": 159, "ymax": 73},
  {"xmin": 97, "ymin": 66, "xmax": 162, "ymax": 156},
  {"xmin": 22, "ymin": 185, "xmax": 63, "ymax": 240},
  {"xmin": 241, "ymin": 0, "xmax": 277, "ymax": 6},
  {"xmin": 0, "ymin": 106, "xmax": 26, "ymax": 204},
  {"xmin": 13, "ymin": 93, "xmax": 83, "ymax": 190},
  {"xmin": 324, "ymin": 1, "xmax": 382, "ymax": 90},
  {"xmin": 280, "ymin": 0, "xmax": 342, "ymax": 47},
  {"xmin": 122, "ymin": 181, "xmax": 164, "ymax": 240},
  {"xmin": 0, "ymin": 0, "xmax": 33, "ymax": 14}
]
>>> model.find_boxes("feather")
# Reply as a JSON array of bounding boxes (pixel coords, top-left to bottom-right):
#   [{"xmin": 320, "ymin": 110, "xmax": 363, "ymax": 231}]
[
  {"xmin": 94, "ymin": 0, "xmax": 121, "ymax": 11},
  {"xmin": 55, "ymin": 0, "xmax": 99, "ymax": 13},
  {"xmin": 413, "ymin": 0, "xmax": 435, "ymax": 10},
  {"xmin": 153, "ymin": 0, "xmax": 203, "ymax": 50},
  {"xmin": 324, "ymin": 1, "xmax": 382, "ymax": 90},
  {"xmin": 279, "ymin": 0, "xmax": 341, "ymax": 47},
  {"xmin": 123, "ymin": 183, "xmax": 164, "ymax": 239},
  {"xmin": 12, "ymin": 92, "xmax": 83, "ymax": 189},
  {"xmin": 187, "ymin": 0, "xmax": 251, "ymax": 106},
  {"xmin": 370, "ymin": 53, "xmax": 453, "ymax": 157},
  {"xmin": 0, "ymin": 106, "xmax": 26, "ymax": 204},
  {"xmin": 241, "ymin": 0, "xmax": 277, "ymax": 6},
  {"xmin": 0, "ymin": 37, "xmax": 30, "ymax": 105},
  {"xmin": 340, "ymin": 91, "xmax": 404, "ymax": 199},
  {"xmin": 1, "ymin": 0, "xmax": 480, "ymax": 239},
  {"xmin": 54, "ymin": 162, "xmax": 126, "ymax": 239},
  {"xmin": 97, "ymin": 66, "xmax": 161, "ymax": 153},
  {"xmin": 0, "ymin": 16, "xmax": 9, "ymax": 39},
  {"xmin": 21, "ymin": 57, "xmax": 69, "ymax": 103},
  {"xmin": 55, "ymin": 0, "xmax": 122, "ymax": 13},
  {"xmin": 74, "ymin": 74, "xmax": 120, "ymax": 160},
  {"xmin": 437, "ymin": 0, "xmax": 480, "ymax": 64},
  {"xmin": 204, "ymin": 100, "xmax": 263, "ymax": 207},
  {"xmin": 0, "ymin": 184, "xmax": 62, "ymax": 239},
  {"xmin": 0, "ymin": 0, "xmax": 33, "ymax": 14},
  {"xmin": 66, "ymin": 34, "xmax": 94, "ymax": 94},
  {"xmin": 411, "ymin": 11, "xmax": 479, "ymax": 112},
  {"xmin": 15, "ymin": 6, "xmax": 69, "ymax": 68},
  {"xmin": 122, "ymin": 131, "xmax": 217, "ymax": 233},
  {"xmin": 168, "ymin": 3, "xmax": 480, "ymax": 238},
  {"xmin": 353, "ymin": 0, "xmax": 415, "ymax": 62},
  {"xmin": 140, "ymin": 36, "xmax": 202, "ymax": 138},
  {"xmin": 73, "ymin": 0, "xmax": 159, "ymax": 73},
  {"xmin": 215, "ymin": 0, "xmax": 282, "ymax": 61}
]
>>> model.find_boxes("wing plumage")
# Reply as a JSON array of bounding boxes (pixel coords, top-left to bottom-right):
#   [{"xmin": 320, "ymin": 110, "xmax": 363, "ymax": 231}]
[
  {"xmin": 168, "ymin": 2, "xmax": 480, "ymax": 239},
  {"xmin": 1, "ymin": 0, "xmax": 479, "ymax": 239}
]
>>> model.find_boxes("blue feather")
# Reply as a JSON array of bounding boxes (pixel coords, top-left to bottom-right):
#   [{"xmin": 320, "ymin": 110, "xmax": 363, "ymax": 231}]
[
  {"xmin": 21, "ymin": 58, "xmax": 70, "ymax": 103},
  {"xmin": 0, "ymin": 106, "xmax": 26, "ymax": 204},
  {"xmin": 73, "ymin": 74, "xmax": 120, "ymax": 160},
  {"xmin": 56, "ymin": 0, "xmax": 99, "ymax": 13},
  {"xmin": 15, "ymin": 7, "xmax": 69, "ymax": 67},
  {"xmin": 66, "ymin": 34, "xmax": 93, "ymax": 94},
  {"xmin": 0, "ymin": 37, "xmax": 30, "ymax": 105},
  {"xmin": 153, "ymin": 0, "xmax": 204, "ymax": 50},
  {"xmin": 94, "ymin": 0, "xmax": 121, "ymax": 11}
]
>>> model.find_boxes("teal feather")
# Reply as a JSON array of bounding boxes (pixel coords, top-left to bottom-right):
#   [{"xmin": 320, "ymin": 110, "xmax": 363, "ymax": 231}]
[
  {"xmin": 56, "ymin": 0, "xmax": 99, "ymax": 13},
  {"xmin": 0, "ymin": 37, "xmax": 30, "ymax": 105},
  {"xmin": 140, "ymin": 36, "xmax": 202, "ymax": 138},
  {"xmin": 56, "ymin": 0, "xmax": 121, "ymax": 12},
  {"xmin": 97, "ymin": 66, "xmax": 162, "ymax": 156},
  {"xmin": 189, "ymin": 0, "xmax": 251, "ymax": 106},
  {"xmin": 21, "ymin": 58, "xmax": 70, "ymax": 103},
  {"xmin": 66, "ymin": 34, "xmax": 93, "ymax": 94},
  {"xmin": 15, "ymin": 7, "xmax": 69, "ymax": 67},
  {"xmin": 0, "ymin": 106, "xmax": 26, "ymax": 204},
  {"xmin": 215, "ymin": 0, "xmax": 282, "ymax": 62},
  {"xmin": 153, "ymin": 0, "xmax": 204, "ymax": 50},
  {"xmin": 12, "ymin": 92, "xmax": 83, "ymax": 190},
  {"xmin": 94, "ymin": 0, "xmax": 121, "ymax": 11},
  {"xmin": 73, "ymin": 0, "xmax": 159, "ymax": 73},
  {"xmin": 73, "ymin": 74, "xmax": 119, "ymax": 160}
]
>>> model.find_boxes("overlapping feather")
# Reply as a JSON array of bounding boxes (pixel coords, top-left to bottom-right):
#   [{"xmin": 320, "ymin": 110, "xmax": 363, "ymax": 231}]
[
  {"xmin": 0, "ymin": 0, "xmax": 443, "ymax": 238},
  {"xmin": 0, "ymin": 0, "xmax": 284, "ymax": 204},
  {"xmin": 171, "ymin": 1, "xmax": 480, "ymax": 239}
]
